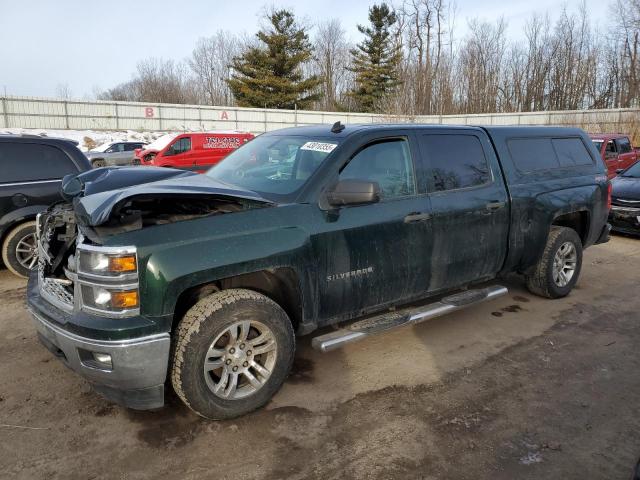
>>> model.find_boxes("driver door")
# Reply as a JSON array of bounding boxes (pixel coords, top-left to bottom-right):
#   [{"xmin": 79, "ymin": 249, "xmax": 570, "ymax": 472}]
[
  {"xmin": 164, "ymin": 137, "xmax": 193, "ymax": 169},
  {"xmin": 313, "ymin": 133, "xmax": 434, "ymax": 323}
]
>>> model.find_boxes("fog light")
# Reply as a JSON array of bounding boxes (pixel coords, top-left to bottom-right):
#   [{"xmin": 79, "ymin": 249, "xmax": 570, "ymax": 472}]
[{"xmin": 93, "ymin": 352, "xmax": 112, "ymax": 364}]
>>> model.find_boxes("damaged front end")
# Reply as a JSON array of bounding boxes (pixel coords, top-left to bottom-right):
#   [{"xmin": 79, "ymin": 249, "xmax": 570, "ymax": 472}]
[{"xmin": 36, "ymin": 166, "xmax": 274, "ymax": 316}]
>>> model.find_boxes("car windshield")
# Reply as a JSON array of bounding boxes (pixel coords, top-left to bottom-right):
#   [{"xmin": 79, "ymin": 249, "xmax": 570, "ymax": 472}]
[
  {"xmin": 206, "ymin": 135, "xmax": 340, "ymax": 201},
  {"xmin": 592, "ymin": 140, "xmax": 603, "ymax": 152},
  {"xmin": 621, "ymin": 161, "xmax": 640, "ymax": 178},
  {"xmin": 146, "ymin": 133, "xmax": 178, "ymax": 151}
]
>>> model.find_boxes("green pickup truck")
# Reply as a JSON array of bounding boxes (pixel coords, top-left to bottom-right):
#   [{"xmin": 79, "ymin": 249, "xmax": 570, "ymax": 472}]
[{"xmin": 27, "ymin": 123, "xmax": 611, "ymax": 419}]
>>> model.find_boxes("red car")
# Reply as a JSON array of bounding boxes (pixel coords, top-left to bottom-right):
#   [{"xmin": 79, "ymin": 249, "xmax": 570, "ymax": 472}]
[
  {"xmin": 590, "ymin": 133, "xmax": 639, "ymax": 178},
  {"xmin": 135, "ymin": 131, "xmax": 254, "ymax": 173}
]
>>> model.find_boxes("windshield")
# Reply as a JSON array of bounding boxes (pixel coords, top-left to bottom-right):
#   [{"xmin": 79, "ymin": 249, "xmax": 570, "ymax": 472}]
[
  {"xmin": 206, "ymin": 135, "xmax": 340, "ymax": 201},
  {"xmin": 90, "ymin": 142, "xmax": 113, "ymax": 153},
  {"xmin": 146, "ymin": 133, "xmax": 178, "ymax": 151},
  {"xmin": 621, "ymin": 161, "xmax": 640, "ymax": 178},
  {"xmin": 592, "ymin": 140, "xmax": 603, "ymax": 152}
]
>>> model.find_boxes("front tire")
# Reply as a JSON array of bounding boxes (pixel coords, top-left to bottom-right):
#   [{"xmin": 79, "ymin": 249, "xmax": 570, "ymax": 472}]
[
  {"xmin": 525, "ymin": 226, "xmax": 583, "ymax": 298},
  {"xmin": 2, "ymin": 221, "xmax": 38, "ymax": 278},
  {"xmin": 171, "ymin": 289, "xmax": 295, "ymax": 420}
]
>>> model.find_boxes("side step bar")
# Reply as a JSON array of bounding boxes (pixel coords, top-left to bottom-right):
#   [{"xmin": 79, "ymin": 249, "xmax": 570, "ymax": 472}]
[{"xmin": 311, "ymin": 285, "xmax": 508, "ymax": 353}]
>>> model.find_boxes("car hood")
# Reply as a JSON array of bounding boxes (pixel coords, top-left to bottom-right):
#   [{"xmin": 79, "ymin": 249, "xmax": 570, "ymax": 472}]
[
  {"xmin": 61, "ymin": 166, "xmax": 274, "ymax": 227},
  {"xmin": 611, "ymin": 176, "xmax": 640, "ymax": 202}
]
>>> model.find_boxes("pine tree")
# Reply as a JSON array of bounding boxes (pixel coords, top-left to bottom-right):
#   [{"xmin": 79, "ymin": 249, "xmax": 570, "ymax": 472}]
[
  {"xmin": 348, "ymin": 3, "xmax": 402, "ymax": 112},
  {"xmin": 227, "ymin": 10, "xmax": 322, "ymax": 109}
]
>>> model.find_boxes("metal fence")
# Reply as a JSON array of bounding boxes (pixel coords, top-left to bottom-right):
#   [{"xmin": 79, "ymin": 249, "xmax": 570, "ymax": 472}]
[{"xmin": 1, "ymin": 95, "xmax": 639, "ymax": 136}]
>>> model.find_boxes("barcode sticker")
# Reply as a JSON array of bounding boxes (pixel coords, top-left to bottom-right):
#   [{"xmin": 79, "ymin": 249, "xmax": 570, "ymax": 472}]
[{"xmin": 300, "ymin": 142, "xmax": 337, "ymax": 153}]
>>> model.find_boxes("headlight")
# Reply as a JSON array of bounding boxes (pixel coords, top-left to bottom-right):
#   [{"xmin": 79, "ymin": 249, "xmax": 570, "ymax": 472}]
[
  {"xmin": 76, "ymin": 244, "xmax": 140, "ymax": 317},
  {"xmin": 78, "ymin": 248, "xmax": 137, "ymax": 277}
]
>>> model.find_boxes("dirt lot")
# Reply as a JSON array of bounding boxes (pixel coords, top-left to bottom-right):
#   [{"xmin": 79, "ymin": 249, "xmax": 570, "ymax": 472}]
[{"xmin": 1, "ymin": 235, "xmax": 640, "ymax": 480}]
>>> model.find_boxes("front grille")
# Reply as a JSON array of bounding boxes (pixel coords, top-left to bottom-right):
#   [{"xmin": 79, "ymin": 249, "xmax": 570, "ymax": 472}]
[
  {"xmin": 612, "ymin": 197, "xmax": 640, "ymax": 208},
  {"xmin": 38, "ymin": 263, "xmax": 74, "ymax": 312}
]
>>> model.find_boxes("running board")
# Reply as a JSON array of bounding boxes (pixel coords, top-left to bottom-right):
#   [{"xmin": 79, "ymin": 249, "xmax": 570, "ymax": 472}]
[{"xmin": 311, "ymin": 285, "xmax": 508, "ymax": 353}]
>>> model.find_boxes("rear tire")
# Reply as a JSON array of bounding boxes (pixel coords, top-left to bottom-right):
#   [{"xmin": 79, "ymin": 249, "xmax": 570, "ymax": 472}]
[
  {"xmin": 171, "ymin": 289, "xmax": 295, "ymax": 420},
  {"xmin": 525, "ymin": 226, "xmax": 583, "ymax": 298},
  {"xmin": 2, "ymin": 221, "xmax": 38, "ymax": 278}
]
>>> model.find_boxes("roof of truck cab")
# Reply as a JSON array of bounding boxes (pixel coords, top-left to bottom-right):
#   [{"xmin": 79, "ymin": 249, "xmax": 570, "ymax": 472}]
[{"xmin": 267, "ymin": 123, "xmax": 590, "ymax": 139}]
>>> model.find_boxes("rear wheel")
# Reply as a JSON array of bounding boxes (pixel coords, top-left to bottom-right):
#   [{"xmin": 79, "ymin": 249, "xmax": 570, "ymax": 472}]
[
  {"xmin": 171, "ymin": 289, "xmax": 295, "ymax": 419},
  {"xmin": 525, "ymin": 226, "xmax": 583, "ymax": 298},
  {"xmin": 2, "ymin": 221, "xmax": 38, "ymax": 278}
]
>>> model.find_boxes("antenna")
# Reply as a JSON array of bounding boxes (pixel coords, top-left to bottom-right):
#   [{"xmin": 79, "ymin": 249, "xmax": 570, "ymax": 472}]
[{"xmin": 331, "ymin": 121, "xmax": 345, "ymax": 133}]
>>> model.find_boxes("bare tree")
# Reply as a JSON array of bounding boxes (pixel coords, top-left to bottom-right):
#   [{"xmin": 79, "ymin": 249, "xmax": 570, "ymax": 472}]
[
  {"xmin": 189, "ymin": 31, "xmax": 240, "ymax": 106},
  {"xmin": 55, "ymin": 83, "xmax": 72, "ymax": 100},
  {"xmin": 313, "ymin": 19, "xmax": 352, "ymax": 111}
]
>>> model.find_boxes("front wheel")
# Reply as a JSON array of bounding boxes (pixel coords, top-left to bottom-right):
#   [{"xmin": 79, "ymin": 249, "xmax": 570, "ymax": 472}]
[
  {"xmin": 525, "ymin": 226, "xmax": 583, "ymax": 298},
  {"xmin": 171, "ymin": 289, "xmax": 295, "ymax": 419}
]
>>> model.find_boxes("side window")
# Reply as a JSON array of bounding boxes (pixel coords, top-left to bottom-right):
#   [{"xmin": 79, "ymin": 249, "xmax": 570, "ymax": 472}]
[
  {"xmin": 605, "ymin": 140, "xmax": 617, "ymax": 154},
  {"xmin": 340, "ymin": 139, "xmax": 416, "ymax": 199},
  {"xmin": 551, "ymin": 138, "xmax": 593, "ymax": 167},
  {"xmin": 615, "ymin": 137, "xmax": 632, "ymax": 154},
  {"xmin": 124, "ymin": 143, "xmax": 139, "ymax": 151},
  {"xmin": 421, "ymin": 134, "xmax": 490, "ymax": 192},
  {"xmin": 0, "ymin": 143, "xmax": 77, "ymax": 182},
  {"xmin": 508, "ymin": 138, "xmax": 559, "ymax": 172},
  {"xmin": 170, "ymin": 138, "xmax": 191, "ymax": 154}
]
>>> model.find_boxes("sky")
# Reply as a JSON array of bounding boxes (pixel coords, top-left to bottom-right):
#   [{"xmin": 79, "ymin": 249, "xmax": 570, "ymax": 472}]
[{"xmin": 0, "ymin": 0, "xmax": 610, "ymax": 99}]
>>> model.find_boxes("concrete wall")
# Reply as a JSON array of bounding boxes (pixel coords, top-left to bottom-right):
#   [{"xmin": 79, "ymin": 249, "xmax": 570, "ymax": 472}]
[{"xmin": 1, "ymin": 95, "xmax": 638, "ymax": 135}]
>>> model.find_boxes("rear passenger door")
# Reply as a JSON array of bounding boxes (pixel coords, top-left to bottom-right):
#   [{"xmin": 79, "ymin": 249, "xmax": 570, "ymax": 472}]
[{"xmin": 417, "ymin": 130, "xmax": 509, "ymax": 292}]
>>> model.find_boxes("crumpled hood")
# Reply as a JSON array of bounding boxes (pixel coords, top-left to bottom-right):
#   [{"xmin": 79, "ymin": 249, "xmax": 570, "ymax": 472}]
[
  {"xmin": 611, "ymin": 176, "xmax": 640, "ymax": 202},
  {"xmin": 61, "ymin": 166, "xmax": 273, "ymax": 227}
]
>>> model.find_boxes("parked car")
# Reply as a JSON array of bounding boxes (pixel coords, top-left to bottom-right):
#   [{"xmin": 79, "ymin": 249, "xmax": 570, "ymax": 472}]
[
  {"xmin": 590, "ymin": 134, "xmax": 639, "ymax": 178},
  {"xmin": 134, "ymin": 131, "xmax": 254, "ymax": 172},
  {"xmin": 609, "ymin": 160, "xmax": 640, "ymax": 235},
  {"xmin": 28, "ymin": 124, "xmax": 610, "ymax": 419},
  {"xmin": 85, "ymin": 141, "xmax": 148, "ymax": 168},
  {"xmin": 0, "ymin": 134, "xmax": 91, "ymax": 277}
]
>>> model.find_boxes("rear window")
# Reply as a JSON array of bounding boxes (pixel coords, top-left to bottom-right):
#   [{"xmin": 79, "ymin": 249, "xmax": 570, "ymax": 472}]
[
  {"xmin": 615, "ymin": 137, "xmax": 632, "ymax": 154},
  {"xmin": 507, "ymin": 137, "xmax": 593, "ymax": 173},
  {"xmin": 0, "ymin": 142, "xmax": 78, "ymax": 183}
]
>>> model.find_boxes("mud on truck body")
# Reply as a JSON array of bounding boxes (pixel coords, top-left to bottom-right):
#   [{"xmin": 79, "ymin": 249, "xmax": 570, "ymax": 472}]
[{"xmin": 27, "ymin": 124, "xmax": 611, "ymax": 419}]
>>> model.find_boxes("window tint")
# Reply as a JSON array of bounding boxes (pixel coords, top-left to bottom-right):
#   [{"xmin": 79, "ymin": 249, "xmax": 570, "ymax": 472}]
[
  {"xmin": 615, "ymin": 137, "xmax": 632, "ymax": 154},
  {"xmin": 124, "ymin": 143, "xmax": 142, "ymax": 151},
  {"xmin": 420, "ymin": 134, "xmax": 490, "ymax": 192},
  {"xmin": 552, "ymin": 138, "xmax": 593, "ymax": 167},
  {"xmin": 508, "ymin": 137, "xmax": 593, "ymax": 172},
  {"xmin": 0, "ymin": 142, "xmax": 77, "ymax": 183},
  {"xmin": 605, "ymin": 141, "xmax": 617, "ymax": 154},
  {"xmin": 340, "ymin": 139, "xmax": 415, "ymax": 199},
  {"xmin": 169, "ymin": 138, "xmax": 191, "ymax": 154}
]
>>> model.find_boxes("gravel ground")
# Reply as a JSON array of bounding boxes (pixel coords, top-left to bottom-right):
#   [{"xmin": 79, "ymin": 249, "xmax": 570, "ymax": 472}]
[{"xmin": 1, "ymin": 235, "xmax": 639, "ymax": 480}]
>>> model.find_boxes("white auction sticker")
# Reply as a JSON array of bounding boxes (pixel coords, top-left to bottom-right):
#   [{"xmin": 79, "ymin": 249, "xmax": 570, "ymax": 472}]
[{"xmin": 300, "ymin": 142, "xmax": 338, "ymax": 153}]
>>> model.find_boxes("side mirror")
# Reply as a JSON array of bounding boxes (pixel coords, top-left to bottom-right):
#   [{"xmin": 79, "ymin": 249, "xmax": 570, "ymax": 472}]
[
  {"xmin": 327, "ymin": 179, "xmax": 381, "ymax": 207},
  {"xmin": 616, "ymin": 168, "xmax": 625, "ymax": 174}
]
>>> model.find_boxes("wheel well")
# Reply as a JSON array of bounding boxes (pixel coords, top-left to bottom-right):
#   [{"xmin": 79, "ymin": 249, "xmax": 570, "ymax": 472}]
[
  {"xmin": 173, "ymin": 268, "xmax": 303, "ymax": 332},
  {"xmin": 552, "ymin": 211, "xmax": 589, "ymax": 244}
]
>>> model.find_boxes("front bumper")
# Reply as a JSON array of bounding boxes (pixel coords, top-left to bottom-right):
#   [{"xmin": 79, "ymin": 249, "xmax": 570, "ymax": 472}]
[
  {"xmin": 609, "ymin": 206, "xmax": 640, "ymax": 236},
  {"xmin": 27, "ymin": 275, "xmax": 171, "ymax": 410}
]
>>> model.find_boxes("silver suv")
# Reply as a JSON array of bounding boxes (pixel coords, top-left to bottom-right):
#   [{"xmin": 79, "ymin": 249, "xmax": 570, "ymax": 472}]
[{"xmin": 85, "ymin": 141, "xmax": 147, "ymax": 168}]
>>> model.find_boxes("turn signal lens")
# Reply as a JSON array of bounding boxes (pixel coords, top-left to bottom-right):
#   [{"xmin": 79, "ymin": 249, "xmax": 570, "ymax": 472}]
[
  {"xmin": 111, "ymin": 290, "xmax": 139, "ymax": 308},
  {"xmin": 109, "ymin": 255, "xmax": 137, "ymax": 272}
]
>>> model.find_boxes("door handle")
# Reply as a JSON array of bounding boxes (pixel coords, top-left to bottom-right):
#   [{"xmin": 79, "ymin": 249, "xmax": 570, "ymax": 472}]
[
  {"xmin": 404, "ymin": 212, "xmax": 432, "ymax": 223},
  {"xmin": 485, "ymin": 201, "xmax": 506, "ymax": 211}
]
